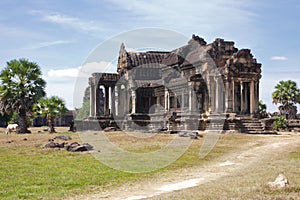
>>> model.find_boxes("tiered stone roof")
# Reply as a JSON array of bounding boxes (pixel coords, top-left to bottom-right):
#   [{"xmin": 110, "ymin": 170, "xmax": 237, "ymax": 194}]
[{"xmin": 117, "ymin": 35, "xmax": 261, "ymax": 81}]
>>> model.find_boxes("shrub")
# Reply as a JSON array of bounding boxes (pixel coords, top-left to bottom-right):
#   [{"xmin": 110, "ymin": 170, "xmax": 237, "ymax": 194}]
[{"xmin": 272, "ymin": 116, "xmax": 287, "ymax": 131}]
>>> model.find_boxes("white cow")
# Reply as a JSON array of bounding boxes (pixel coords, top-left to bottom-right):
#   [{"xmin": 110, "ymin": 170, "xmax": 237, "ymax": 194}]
[{"xmin": 6, "ymin": 124, "xmax": 19, "ymax": 134}]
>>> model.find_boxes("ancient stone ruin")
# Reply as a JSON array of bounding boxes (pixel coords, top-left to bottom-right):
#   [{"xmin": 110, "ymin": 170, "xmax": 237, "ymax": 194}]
[{"xmin": 76, "ymin": 34, "xmax": 273, "ymax": 133}]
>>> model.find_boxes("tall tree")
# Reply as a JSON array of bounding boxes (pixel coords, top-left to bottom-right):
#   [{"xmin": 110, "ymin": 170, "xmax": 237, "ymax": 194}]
[
  {"xmin": 75, "ymin": 100, "xmax": 90, "ymax": 120},
  {"xmin": 272, "ymin": 80, "xmax": 300, "ymax": 119},
  {"xmin": 33, "ymin": 96, "xmax": 68, "ymax": 133},
  {"xmin": 0, "ymin": 59, "xmax": 46, "ymax": 133}
]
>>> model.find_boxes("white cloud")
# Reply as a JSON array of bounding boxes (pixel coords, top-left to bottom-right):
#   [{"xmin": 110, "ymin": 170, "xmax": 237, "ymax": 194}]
[
  {"xmin": 108, "ymin": 0, "xmax": 258, "ymax": 40},
  {"xmin": 48, "ymin": 67, "xmax": 79, "ymax": 78},
  {"xmin": 46, "ymin": 61, "xmax": 114, "ymax": 79},
  {"xmin": 25, "ymin": 40, "xmax": 73, "ymax": 50},
  {"xmin": 79, "ymin": 61, "xmax": 114, "ymax": 76},
  {"xmin": 44, "ymin": 61, "xmax": 115, "ymax": 108},
  {"xmin": 30, "ymin": 10, "xmax": 101, "ymax": 32},
  {"xmin": 270, "ymin": 56, "xmax": 288, "ymax": 61}
]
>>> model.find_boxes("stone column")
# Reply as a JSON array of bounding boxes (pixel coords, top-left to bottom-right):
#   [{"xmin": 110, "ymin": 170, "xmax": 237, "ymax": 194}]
[
  {"xmin": 114, "ymin": 86, "xmax": 118, "ymax": 116},
  {"xmin": 125, "ymin": 86, "xmax": 130, "ymax": 115},
  {"xmin": 110, "ymin": 86, "xmax": 116, "ymax": 117},
  {"xmin": 182, "ymin": 90, "xmax": 185, "ymax": 109},
  {"xmin": 131, "ymin": 89, "xmax": 136, "ymax": 114},
  {"xmin": 188, "ymin": 83, "xmax": 194, "ymax": 112},
  {"xmin": 254, "ymin": 81, "xmax": 259, "ymax": 112},
  {"xmin": 250, "ymin": 80, "xmax": 255, "ymax": 114},
  {"xmin": 120, "ymin": 85, "xmax": 126, "ymax": 116},
  {"xmin": 210, "ymin": 77, "xmax": 216, "ymax": 113},
  {"xmin": 240, "ymin": 81, "xmax": 243, "ymax": 114},
  {"xmin": 232, "ymin": 80, "xmax": 235, "ymax": 113},
  {"xmin": 104, "ymin": 86, "xmax": 110, "ymax": 116},
  {"xmin": 215, "ymin": 77, "xmax": 220, "ymax": 113},
  {"xmin": 95, "ymin": 85, "xmax": 100, "ymax": 117},
  {"xmin": 164, "ymin": 87, "xmax": 169, "ymax": 111},
  {"xmin": 225, "ymin": 80, "xmax": 231, "ymax": 112},
  {"xmin": 89, "ymin": 83, "xmax": 95, "ymax": 118},
  {"xmin": 219, "ymin": 79, "xmax": 224, "ymax": 113}
]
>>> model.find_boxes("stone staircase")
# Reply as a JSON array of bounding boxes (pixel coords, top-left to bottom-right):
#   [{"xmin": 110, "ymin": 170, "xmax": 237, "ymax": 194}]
[{"xmin": 237, "ymin": 116, "xmax": 275, "ymax": 134}]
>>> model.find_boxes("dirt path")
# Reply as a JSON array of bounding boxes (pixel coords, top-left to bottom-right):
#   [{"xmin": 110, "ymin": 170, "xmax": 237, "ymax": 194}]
[{"xmin": 70, "ymin": 134, "xmax": 300, "ymax": 200}]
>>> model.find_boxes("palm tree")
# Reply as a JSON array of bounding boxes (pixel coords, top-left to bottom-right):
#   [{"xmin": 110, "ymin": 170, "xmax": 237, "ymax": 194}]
[
  {"xmin": 272, "ymin": 80, "xmax": 300, "ymax": 119},
  {"xmin": 0, "ymin": 59, "xmax": 46, "ymax": 133},
  {"xmin": 33, "ymin": 96, "xmax": 68, "ymax": 133}
]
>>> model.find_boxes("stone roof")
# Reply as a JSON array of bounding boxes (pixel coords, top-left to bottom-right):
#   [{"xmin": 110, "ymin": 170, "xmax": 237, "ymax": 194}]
[
  {"xmin": 118, "ymin": 35, "xmax": 261, "ymax": 79},
  {"xmin": 127, "ymin": 51, "xmax": 169, "ymax": 68}
]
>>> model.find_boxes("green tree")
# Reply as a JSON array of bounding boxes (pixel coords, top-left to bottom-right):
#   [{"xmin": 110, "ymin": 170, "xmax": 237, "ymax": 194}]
[
  {"xmin": 75, "ymin": 100, "xmax": 90, "ymax": 120},
  {"xmin": 258, "ymin": 100, "xmax": 267, "ymax": 118},
  {"xmin": 272, "ymin": 80, "xmax": 300, "ymax": 119},
  {"xmin": 0, "ymin": 59, "xmax": 46, "ymax": 133},
  {"xmin": 0, "ymin": 112, "xmax": 12, "ymax": 127},
  {"xmin": 33, "ymin": 96, "xmax": 68, "ymax": 133}
]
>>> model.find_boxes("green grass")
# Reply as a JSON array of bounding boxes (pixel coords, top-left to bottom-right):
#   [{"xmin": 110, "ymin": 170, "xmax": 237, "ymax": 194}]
[{"xmin": 0, "ymin": 146, "xmax": 138, "ymax": 199}]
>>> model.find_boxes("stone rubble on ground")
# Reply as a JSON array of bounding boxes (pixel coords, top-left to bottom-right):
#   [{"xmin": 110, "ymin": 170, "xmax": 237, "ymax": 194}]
[
  {"xmin": 43, "ymin": 137, "xmax": 93, "ymax": 152},
  {"xmin": 178, "ymin": 131, "xmax": 202, "ymax": 139},
  {"xmin": 54, "ymin": 135, "xmax": 72, "ymax": 141},
  {"xmin": 267, "ymin": 174, "xmax": 289, "ymax": 189}
]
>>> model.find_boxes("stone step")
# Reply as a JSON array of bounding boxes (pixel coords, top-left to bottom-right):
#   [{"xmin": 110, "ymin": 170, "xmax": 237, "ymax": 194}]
[
  {"xmin": 240, "ymin": 119, "xmax": 260, "ymax": 123},
  {"xmin": 240, "ymin": 128, "xmax": 263, "ymax": 131},
  {"xmin": 246, "ymin": 130, "xmax": 277, "ymax": 134},
  {"xmin": 241, "ymin": 123, "xmax": 263, "ymax": 127},
  {"xmin": 237, "ymin": 117, "xmax": 265, "ymax": 134}
]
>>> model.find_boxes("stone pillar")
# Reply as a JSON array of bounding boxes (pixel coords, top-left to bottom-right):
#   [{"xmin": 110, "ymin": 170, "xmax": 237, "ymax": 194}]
[
  {"xmin": 216, "ymin": 80, "xmax": 219, "ymax": 113},
  {"xmin": 250, "ymin": 80, "xmax": 255, "ymax": 114},
  {"xmin": 244, "ymin": 83, "xmax": 248, "ymax": 114},
  {"xmin": 225, "ymin": 80, "xmax": 231, "ymax": 112},
  {"xmin": 120, "ymin": 85, "xmax": 126, "ymax": 116},
  {"xmin": 210, "ymin": 77, "xmax": 216, "ymax": 113},
  {"xmin": 89, "ymin": 84, "xmax": 95, "ymax": 118},
  {"xmin": 232, "ymin": 80, "xmax": 235, "ymax": 113},
  {"xmin": 104, "ymin": 86, "xmax": 110, "ymax": 116},
  {"xmin": 131, "ymin": 89, "xmax": 136, "ymax": 114},
  {"xmin": 240, "ymin": 81, "xmax": 243, "ymax": 114},
  {"xmin": 114, "ymin": 86, "xmax": 118, "ymax": 116},
  {"xmin": 125, "ymin": 86, "xmax": 129, "ymax": 115},
  {"xmin": 255, "ymin": 81, "xmax": 259, "ymax": 112},
  {"xmin": 95, "ymin": 85, "xmax": 100, "ymax": 117},
  {"xmin": 219, "ymin": 79, "xmax": 224, "ymax": 113},
  {"xmin": 110, "ymin": 86, "xmax": 116, "ymax": 117},
  {"xmin": 182, "ymin": 90, "xmax": 185, "ymax": 109},
  {"xmin": 164, "ymin": 87, "xmax": 169, "ymax": 111},
  {"xmin": 188, "ymin": 84, "xmax": 194, "ymax": 112}
]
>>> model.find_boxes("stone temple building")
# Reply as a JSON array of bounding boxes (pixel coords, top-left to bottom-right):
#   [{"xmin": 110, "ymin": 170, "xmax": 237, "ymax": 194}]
[{"xmin": 79, "ymin": 35, "xmax": 264, "ymax": 133}]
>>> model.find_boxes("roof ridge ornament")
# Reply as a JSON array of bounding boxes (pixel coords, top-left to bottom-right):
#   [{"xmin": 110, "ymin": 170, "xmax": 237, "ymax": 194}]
[{"xmin": 119, "ymin": 43, "xmax": 126, "ymax": 57}]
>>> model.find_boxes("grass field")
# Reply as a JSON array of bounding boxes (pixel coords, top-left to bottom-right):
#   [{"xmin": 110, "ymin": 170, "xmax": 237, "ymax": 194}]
[{"xmin": 0, "ymin": 127, "xmax": 299, "ymax": 199}]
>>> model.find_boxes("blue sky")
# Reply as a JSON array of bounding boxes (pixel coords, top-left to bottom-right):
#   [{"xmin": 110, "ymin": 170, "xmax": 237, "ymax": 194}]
[{"xmin": 0, "ymin": 0, "xmax": 299, "ymax": 111}]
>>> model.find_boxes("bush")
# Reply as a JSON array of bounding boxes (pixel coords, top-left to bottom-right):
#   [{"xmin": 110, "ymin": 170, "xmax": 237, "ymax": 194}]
[{"xmin": 272, "ymin": 116, "xmax": 287, "ymax": 131}]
